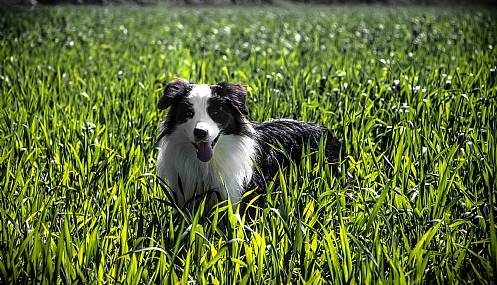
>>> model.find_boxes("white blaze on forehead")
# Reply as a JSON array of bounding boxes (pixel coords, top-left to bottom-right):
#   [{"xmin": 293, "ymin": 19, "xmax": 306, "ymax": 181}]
[
  {"xmin": 188, "ymin": 84, "xmax": 212, "ymax": 100},
  {"xmin": 187, "ymin": 84, "xmax": 212, "ymax": 117},
  {"xmin": 181, "ymin": 84, "xmax": 220, "ymax": 144}
]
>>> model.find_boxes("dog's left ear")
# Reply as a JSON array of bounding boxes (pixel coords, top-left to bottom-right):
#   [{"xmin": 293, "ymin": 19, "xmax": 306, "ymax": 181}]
[{"xmin": 215, "ymin": 82, "xmax": 249, "ymax": 115}]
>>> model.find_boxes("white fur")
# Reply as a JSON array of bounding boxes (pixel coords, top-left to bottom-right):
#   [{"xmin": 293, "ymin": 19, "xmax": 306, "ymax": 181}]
[
  {"xmin": 180, "ymin": 85, "xmax": 220, "ymax": 143},
  {"xmin": 157, "ymin": 84, "xmax": 256, "ymax": 209}
]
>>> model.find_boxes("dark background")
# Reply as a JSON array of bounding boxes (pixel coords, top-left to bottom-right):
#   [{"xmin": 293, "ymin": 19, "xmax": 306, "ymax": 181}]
[{"xmin": 4, "ymin": 0, "xmax": 497, "ymax": 6}]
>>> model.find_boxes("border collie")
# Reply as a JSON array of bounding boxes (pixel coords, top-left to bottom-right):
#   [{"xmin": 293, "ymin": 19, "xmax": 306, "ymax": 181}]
[{"xmin": 156, "ymin": 79, "xmax": 340, "ymax": 211}]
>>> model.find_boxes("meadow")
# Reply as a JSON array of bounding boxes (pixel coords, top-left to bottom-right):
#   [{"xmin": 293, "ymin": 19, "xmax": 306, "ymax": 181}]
[{"xmin": 1, "ymin": 3, "xmax": 496, "ymax": 284}]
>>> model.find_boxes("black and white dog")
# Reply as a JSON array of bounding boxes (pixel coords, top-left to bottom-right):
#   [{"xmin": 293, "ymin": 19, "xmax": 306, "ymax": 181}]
[{"xmin": 156, "ymin": 79, "xmax": 340, "ymax": 211}]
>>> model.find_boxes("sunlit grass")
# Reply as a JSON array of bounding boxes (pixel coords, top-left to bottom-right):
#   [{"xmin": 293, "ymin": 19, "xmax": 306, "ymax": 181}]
[{"xmin": 1, "ymin": 4, "xmax": 496, "ymax": 284}]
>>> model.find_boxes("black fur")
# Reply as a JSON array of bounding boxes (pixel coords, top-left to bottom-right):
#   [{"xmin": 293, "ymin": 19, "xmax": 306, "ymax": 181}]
[
  {"xmin": 157, "ymin": 79, "xmax": 193, "ymax": 140},
  {"xmin": 211, "ymin": 82, "xmax": 249, "ymax": 115},
  {"xmin": 157, "ymin": 79, "xmax": 192, "ymax": 110},
  {"xmin": 248, "ymin": 119, "xmax": 340, "ymax": 190}
]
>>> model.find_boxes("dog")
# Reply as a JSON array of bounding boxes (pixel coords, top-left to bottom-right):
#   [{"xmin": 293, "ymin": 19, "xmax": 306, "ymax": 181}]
[{"xmin": 156, "ymin": 79, "xmax": 341, "ymax": 212}]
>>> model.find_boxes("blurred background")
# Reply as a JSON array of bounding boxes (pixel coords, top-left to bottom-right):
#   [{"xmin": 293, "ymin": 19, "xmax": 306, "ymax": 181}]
[{"xmin": 3, "ymin": 0, "xmax": 496, "ymax": 6}]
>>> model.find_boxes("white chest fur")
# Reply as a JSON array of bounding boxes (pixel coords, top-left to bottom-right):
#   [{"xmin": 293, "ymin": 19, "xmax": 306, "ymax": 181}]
[{"xmin": 157, "ymin": 129, "xmax": 256, "ymax": 209}]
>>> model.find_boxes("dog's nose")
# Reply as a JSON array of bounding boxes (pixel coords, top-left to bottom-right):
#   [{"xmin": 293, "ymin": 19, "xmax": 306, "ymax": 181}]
[{"xmin": 194, "ymin": 128, "xmax": 208, "ymax": 140}]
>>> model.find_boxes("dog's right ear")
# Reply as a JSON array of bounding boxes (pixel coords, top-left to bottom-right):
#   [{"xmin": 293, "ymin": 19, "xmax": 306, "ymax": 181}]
[{"xmin": 158, "ymin": 79, "xmax": 190, "ymax": 110}]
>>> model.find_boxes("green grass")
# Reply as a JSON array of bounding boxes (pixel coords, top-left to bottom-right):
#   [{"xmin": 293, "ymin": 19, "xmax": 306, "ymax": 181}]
[{"xmin": 1, "ymin": 4, "xmax": 496, "ymax": 284}]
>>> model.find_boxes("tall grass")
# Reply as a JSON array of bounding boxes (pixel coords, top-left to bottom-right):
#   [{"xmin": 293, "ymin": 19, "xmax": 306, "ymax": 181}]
[{"xmin": 1, "ymin": 4, "xmax": 496, "ymax": 284}]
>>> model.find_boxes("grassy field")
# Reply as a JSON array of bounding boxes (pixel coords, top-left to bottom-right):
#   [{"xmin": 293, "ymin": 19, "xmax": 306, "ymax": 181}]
[{"xmin": 1, "ymin": 3, "xmax": 496, "ymax": 284}]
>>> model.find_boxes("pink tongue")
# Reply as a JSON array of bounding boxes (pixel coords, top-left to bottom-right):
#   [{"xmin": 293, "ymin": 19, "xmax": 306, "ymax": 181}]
[{"xmin": 197, "ymin": 142, "xmax": 213, "ymax": 162}]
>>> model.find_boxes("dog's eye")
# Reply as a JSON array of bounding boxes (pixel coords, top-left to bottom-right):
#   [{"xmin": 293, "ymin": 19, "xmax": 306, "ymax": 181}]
[
  {"xmin": 177, "ymin": 102, "xmax": 194, "ymax": 118},
  {"xmin": 210, "ymin": 107, "xmax": 223, "ymax": 116}
]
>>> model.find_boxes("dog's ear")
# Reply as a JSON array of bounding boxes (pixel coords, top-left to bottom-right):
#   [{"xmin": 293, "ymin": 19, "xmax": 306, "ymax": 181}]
[
  {"xmin": 215, "ymin": 82, "xmax": 249, "ymax": 115},
  {"xmin": 158, "ymin": 79, "xmax": 190, "ymax": 110}
]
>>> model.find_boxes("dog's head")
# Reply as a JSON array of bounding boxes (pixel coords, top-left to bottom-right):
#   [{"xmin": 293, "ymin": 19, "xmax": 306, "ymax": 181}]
[{"xmin": 158, "ymin": 79, "xmax": 249, "ymax": 163}]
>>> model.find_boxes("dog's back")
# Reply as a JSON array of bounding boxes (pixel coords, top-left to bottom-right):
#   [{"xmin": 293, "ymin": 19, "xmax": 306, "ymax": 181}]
[{"xmin": 244, "ymin": 119, "xmax": 341, "ymax": 206}]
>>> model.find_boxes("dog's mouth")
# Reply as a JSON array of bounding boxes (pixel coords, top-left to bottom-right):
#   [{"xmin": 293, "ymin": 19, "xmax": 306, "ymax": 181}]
[{"xmin": 191, "ymin": 133, "xmax": 221, "ymax": 163}]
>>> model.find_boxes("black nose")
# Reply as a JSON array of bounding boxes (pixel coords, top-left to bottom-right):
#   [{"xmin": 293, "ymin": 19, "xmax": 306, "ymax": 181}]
[{"xmin": 194, "ymin": 128, "xmax": 208, "ymax": 140}]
